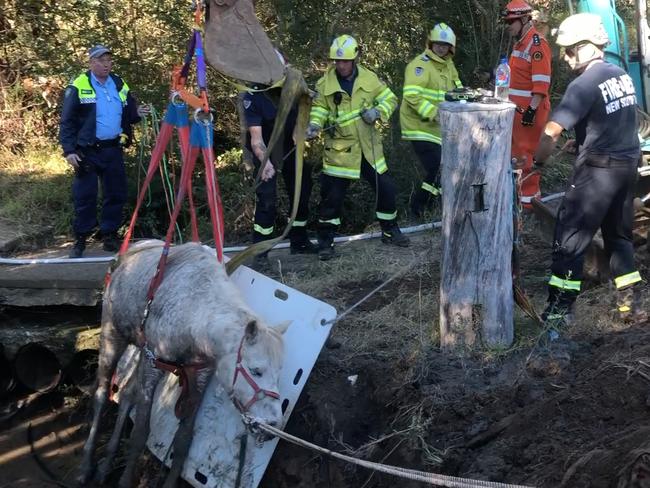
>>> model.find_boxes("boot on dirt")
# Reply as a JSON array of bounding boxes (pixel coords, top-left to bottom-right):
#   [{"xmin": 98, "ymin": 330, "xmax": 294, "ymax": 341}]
[
  {"xmin": 317, "ymin": 226, "xmax": 336, "ymax": 261},
  {"xmin": 69, "ymin": 234, "xmax": 87, "ymax": 258},
  {"xmin": 380, "ymin": 221, "xmax": 410, "ymax": 247},
  {"xmin": 541, "ymin": 287, "xmax": 577, "ymax": 340},
  {"xmin": 289, "ymin": 228, "xmax": 318, "ymax": 255},
  {"xmin": 616, "ymin": 284, "xmax": 648, "ymax": 324},
  {"xmin": 102, "ymin": 232, "xmax": 120, "ymax": 252}
]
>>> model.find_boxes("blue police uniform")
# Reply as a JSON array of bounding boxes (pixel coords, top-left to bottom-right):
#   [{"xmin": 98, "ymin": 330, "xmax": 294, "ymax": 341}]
[
  {"xmin": 243, "ymin": 89, "xmax": 314, "ymax": 252},
  {"xmin": 59, "ymin": 71, "xmax": 141, "ymax": 241}
]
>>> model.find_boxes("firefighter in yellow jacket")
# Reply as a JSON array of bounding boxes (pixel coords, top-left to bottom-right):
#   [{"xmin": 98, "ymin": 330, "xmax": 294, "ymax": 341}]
[
  {"xmin": 307, "ymin": 35, "xmax": 410, "ymax": 260},
  {"xmin": 400, "ymin": 23, "xmax": 462, "ymax": 218}
]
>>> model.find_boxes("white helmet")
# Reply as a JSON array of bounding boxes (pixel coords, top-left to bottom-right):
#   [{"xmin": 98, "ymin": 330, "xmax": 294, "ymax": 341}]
[{"xmin": 555, "ymin": 13, "xmax": 609, "ymax": 47}]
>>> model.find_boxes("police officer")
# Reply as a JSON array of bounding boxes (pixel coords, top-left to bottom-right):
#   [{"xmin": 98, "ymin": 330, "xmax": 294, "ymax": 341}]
[
  {"xmin": 502, "ymin": 0, "xmax": 552, "ymax": 206},
  {"xmin": 400, "ymin": 22, "xmax": 462, "ymax": 218},
  {"xmin": 307, "ymin": 35, "xmax": 409, "ymax": 261},
  {"xmin": 60, "ymin": 45, "xmax": 149, "ymax": 258},
  {"xmin": 243, "ymin": 51, "xmax": 317, "ymax": 269},
  {"xmin": 534, "ymin": 13, "xmax": 647, "ymax": 326}
]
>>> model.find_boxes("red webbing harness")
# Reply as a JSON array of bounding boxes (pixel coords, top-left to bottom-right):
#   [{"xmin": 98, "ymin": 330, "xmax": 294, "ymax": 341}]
[{"xmin": 231, "ymin": 336, "xmax": 280, "ymax": 413}]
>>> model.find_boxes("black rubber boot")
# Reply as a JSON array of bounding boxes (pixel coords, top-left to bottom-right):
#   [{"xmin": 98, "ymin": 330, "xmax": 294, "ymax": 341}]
[
  {"xmin": 317, "ymin": 226, "xmax": 336, "ymax": 261},
  {"xmin": 69, "ymin": 234, "xmax": 87, "ymax": 258},
  {"xmin": 617, "ymin": 284, "xmax": 648, "ymax": 324},
  {"xmin": 541, "ymin": 286, "xmax": 578, "ymax": 339},
  {"xmin": 380, "ymin": 221, "xmax": 410, "ymax": 247},
  {"xmin": 102, "ymin": 232, "xmax": 120, "ymax": 252},
  {"xmin": 289, "ymin": 228, "xmax": 318, "ymax": 255}
]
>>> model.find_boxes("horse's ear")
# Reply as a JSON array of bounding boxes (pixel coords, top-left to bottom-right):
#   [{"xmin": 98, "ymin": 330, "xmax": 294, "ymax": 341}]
[
  {"xmin": 274, "ymin": 320, "xmax": 291, "ymax": 335},
  {"xmin": 245, "ymin": 320, "xmax": 258, "ymax": 343}
]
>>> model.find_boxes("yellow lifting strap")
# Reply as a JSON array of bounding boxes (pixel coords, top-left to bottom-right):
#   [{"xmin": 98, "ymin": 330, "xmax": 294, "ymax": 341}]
[{"xmin": 225, "ymin": 67, "xmax": 311, "ymax": 275}]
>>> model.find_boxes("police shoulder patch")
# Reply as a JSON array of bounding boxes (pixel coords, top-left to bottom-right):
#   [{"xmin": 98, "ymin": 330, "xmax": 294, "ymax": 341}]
[
  {"xmin": 243, "ymin": 99, "xmax": 252, "ymax": 109},
  {"xmin": 532, "ymin": 51, "xmax": 543, "ymax": 61},
  {"xmin": 64, "ymin": 87, "xmax": 75, "ymax": 98},
  {"xmin": 533, "ymin": 34, "xmax": 540, "ymax": 46},
  {"xmin": 415, "ymin": 66, "xmax": 424, "ymax": 77}
]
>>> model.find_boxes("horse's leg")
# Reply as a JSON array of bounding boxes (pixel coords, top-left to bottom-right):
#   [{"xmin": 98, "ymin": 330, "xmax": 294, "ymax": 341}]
[
  {"xmin": 95, "ymin": 352, "xmax": 141, "ymax": 484},
  {"xmin": 162, "ymin": 367, "xmax": 214, "ymax": 488},
  {"xmin": 77, "ymin": 318, "xmax": 128, "ymax": 485},
  {"xmin": 118, "ymin": 358, "xmax": 163, "ymax": 488}
]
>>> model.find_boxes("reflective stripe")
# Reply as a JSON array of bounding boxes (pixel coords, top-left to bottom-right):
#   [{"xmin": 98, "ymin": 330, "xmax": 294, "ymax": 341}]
[
  {"xmin": 512, "ymin": 50, "xmax": 531, "ymax": 62},
  {"xmin": 401, "ymin": 130, "xmax": 441, "ymax": 144},
  {"xmin": 614, "ymin": 271, "xmax": 642, "ymax": 289},
  {"xmin": 618, "ymin": 305, "xmax": 631, "ymax": 313},
  {"xmin": 323, "ymin": 164, "xmax": 360, "ymax": 179},
  {"xmin": 333, "ymin": 109, "xmax": 363, "ymax": 128},
  {"xmin": 253, "ymin": 224, "xmax": 273, "ymax": 235},
  {"xmin": 318, "ymin": 218, "xmax": 341, "ymax": 226},
  {"xmin": 369, "ymin": 157, "xmax": 388, "ymax": 173},
  {"xmin": 376, "ymin": 211, "xmax": 397, "ymax": 220},
  {"xmin": 454, "ymin": 79, "xmax": 463, "ymax": 88},
  {"xmin": 532, "ymin": 74, "xmax": 551, "ymax": 83},
  {"xmin": 510, "ymin": 88, "xmax": 532, "ymax": 98},
  {"xmin": 417, "ymin": 101, "xmax": 435, "ymax": 118},
  {"xmin": 403, "ymin": 85, "xmax": 446, "ymax": 101},
  {"xmin": 421, "ymin": 182, "xmax": 441, "ymax": 196},
  {"xmin": 292, "ymin": 220, "xmax": 307, "ymax": 227},
  {"xmin": 549, "ymin": 275, "xmax": 581, "ymax": 291}
]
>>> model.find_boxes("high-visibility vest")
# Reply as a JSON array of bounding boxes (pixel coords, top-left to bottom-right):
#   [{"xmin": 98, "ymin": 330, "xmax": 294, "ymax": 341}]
[
  {"xmin": 400, "ymin": 49, "xmax": 462, "ymax": 144},
  {"xmin": 71, "ymin": 73, "xmax": 130, "ymax": 106},
  {"xmin": 309, "ymin": 65, "xmax": 398, "ymax": 179}
]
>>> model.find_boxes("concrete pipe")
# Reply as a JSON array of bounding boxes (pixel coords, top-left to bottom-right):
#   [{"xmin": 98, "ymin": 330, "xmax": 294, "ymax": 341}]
[{"xmin": 13, "ymin": 343, "xmax": 62, "ymax": 393}]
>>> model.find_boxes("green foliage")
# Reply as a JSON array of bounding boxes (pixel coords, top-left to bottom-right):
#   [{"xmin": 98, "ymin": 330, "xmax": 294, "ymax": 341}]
[{"xmin": 1, "ymin": 0, "xmax": 576, "ymax": 242}]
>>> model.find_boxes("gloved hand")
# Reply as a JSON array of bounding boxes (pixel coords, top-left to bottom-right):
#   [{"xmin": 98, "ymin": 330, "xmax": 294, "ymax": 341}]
[
  {"xmin": 305, "ymin": 123, "xmax": 321, "ymax": 140},
  {"xmin": 361, "ymin": 107, "xmax": 380, "ymax": 125},
  {"xmin": 521, "ymin": 106, "xmax": 537, "ymax": 126}
]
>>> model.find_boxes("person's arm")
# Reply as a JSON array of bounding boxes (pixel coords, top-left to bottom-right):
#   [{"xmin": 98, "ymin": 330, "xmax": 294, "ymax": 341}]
[
  {"xmin": 522, "ymin": 36, "xmax": 552, "ymax": 125},
  {"xmin": 373, "ymin": 80, "xmax": 398, "ymax": 122},
  {"xmin": 59, "ymin": 85, "xmax": 80, "ymax": 157},
  {"xmin": 249, "ymin": 125, "xmax": 275, "ymax": 181},
  {"xmin": 534, "ymin": 121, "xmax": 564, "ymax": 164},
  {"xmin": 402, "ymin": 62, "xmax": 436, "ymax": 121}
]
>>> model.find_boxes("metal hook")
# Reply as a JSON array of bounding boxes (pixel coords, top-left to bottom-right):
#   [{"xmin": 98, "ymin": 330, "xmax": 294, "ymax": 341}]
[{"xmin": 194, "ymin": 108, "xmax": 213, "ymax": 125}]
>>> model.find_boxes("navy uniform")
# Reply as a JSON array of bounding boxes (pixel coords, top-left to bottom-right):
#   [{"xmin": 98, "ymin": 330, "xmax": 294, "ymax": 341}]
[
  {"xmin": 542, "ymin": 61, "xmax": 645, "ymax": 322},
  {"xmin": 59, "ymin": 45, "xmax": 141, "ymax": 257},
  {"xmin": 243, "ymin": 89, "xmax": 315, "ymax": 254}
]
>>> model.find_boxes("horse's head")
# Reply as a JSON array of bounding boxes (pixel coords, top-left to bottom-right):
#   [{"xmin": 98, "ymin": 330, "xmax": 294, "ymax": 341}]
[{"xmin": 218, "ymin": 318, "xmax": 289, "ymax": 439}]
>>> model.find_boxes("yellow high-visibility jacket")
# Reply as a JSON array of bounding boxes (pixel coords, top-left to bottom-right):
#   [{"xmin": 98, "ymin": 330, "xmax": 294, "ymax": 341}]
[
  {"xmin": 400, "ymin": 49, "xmax": 462, "ymax": 144},
  {"xmin": 309, "ymin": 65, "xmax": 398, "ymax": 179}
]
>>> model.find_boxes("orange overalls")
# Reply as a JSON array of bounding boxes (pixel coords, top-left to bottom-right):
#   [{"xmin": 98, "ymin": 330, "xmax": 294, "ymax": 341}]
[{"xmin": 508, "ymin": 26, "xmax": 552, "ymax": 204}]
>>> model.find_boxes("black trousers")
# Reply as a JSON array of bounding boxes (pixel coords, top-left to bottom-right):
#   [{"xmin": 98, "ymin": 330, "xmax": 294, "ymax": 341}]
[
  {"xmin": 411, "ymin": 140, "xmax": 442, "ymax": 194},
  {"xmin": 551, "ymin": 158, "xmax": 638, "ymax": 286},
  {"xmin": 318, "ymin": 157, "xmax": 397, "ymax": 232},
  {"xmin": 253, "ymin": 150, "xmax": 312, "ymax": 243}
]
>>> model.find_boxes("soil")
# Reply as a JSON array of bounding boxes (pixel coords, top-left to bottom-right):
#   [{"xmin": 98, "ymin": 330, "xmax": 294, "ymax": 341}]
[{"xmin": 1, "ymin": 225, "xmax": 649, "ymax": 488}]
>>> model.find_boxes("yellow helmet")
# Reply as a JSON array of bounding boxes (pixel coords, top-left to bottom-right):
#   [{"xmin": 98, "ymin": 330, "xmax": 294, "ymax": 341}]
[
  {"xmin": 429, "ymin": 23, "xmax": 457, "ymax": 53},
  {"xmin": 329, "ymin": 35, "xmax": 359, "ymax": 60}
]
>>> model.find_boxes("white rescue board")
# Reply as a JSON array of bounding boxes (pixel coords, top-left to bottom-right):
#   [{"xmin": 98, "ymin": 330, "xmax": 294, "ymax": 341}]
[{"xmin": 114, "ymin": 261, "xmax": 336, "ymax": 487}]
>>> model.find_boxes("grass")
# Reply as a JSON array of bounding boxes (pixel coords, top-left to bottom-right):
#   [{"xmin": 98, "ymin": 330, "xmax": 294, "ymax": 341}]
[{"xmin": 0, "ymin": 145, "xmax": 73, "ymax": 235}]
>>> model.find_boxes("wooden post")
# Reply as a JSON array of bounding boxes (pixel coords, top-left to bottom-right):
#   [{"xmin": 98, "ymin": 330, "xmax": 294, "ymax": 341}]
[{"xmin": 438, "ymin": 101, "xmax": 516, "ymax": 349}]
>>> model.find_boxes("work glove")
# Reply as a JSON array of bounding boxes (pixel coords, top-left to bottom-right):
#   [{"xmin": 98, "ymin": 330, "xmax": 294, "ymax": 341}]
[
  {"xmin": 521, "ymin": 106, "xmax": 537, "ymax": 126},
  {"xmin": 305, "ymin": 123, "xmax": 321, "ymax": 140},
  {"xmin": 361, "ymin": 107, "xmax": 381, "ymax": 125}
]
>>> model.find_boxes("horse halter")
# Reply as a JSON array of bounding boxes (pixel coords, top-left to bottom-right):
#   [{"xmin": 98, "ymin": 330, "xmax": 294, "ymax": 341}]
[{"xmin": 231, "ymin": 335, "xmax": 280, "ymax": 412}]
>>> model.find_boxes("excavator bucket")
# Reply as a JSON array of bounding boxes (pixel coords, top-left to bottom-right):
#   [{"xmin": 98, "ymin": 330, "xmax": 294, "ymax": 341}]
[{"xmin": 204, "ymin": 0, "xmax": 285, "ymax": 85}]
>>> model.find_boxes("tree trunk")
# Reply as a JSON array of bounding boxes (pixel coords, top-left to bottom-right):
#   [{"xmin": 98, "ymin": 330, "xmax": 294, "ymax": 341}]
[{"xmin": 438, "ymin": 101, "xmax": 516, "ymax": 349}]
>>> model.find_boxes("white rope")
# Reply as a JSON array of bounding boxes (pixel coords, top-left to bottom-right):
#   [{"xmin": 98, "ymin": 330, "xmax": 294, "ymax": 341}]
[{"xmin": 249, "ymin": 420, "xmax": 535, "ymax": 488}]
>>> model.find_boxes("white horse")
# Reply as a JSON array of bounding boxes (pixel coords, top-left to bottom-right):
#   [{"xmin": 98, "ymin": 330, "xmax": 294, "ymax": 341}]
[{"xmin": 77, "ymin": 240, "xmax": 288, "ymax": 488}]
